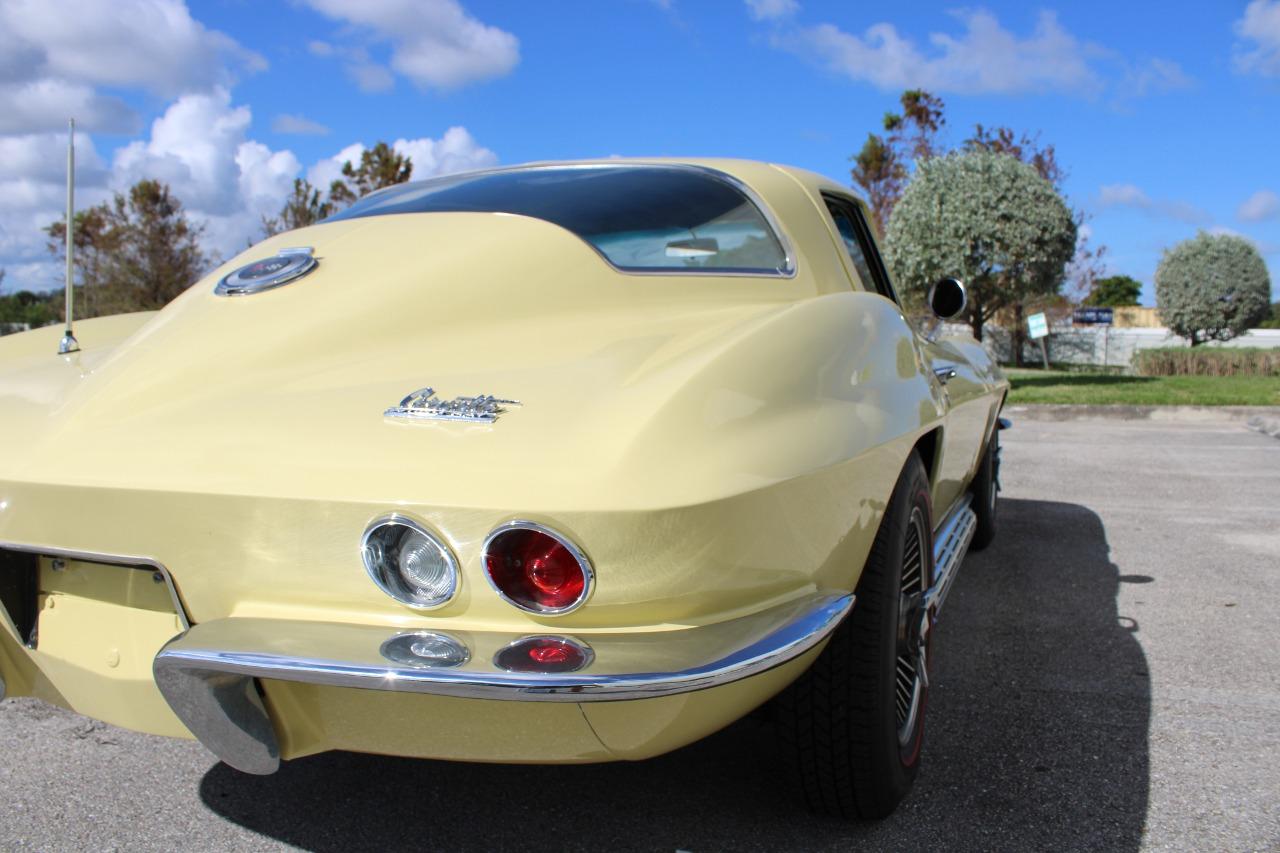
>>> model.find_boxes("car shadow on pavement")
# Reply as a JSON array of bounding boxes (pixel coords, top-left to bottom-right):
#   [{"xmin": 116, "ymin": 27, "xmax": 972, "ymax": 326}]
[{"xmin": 199, "ymin": 498, "xmax": 1150, "ymax": 852}]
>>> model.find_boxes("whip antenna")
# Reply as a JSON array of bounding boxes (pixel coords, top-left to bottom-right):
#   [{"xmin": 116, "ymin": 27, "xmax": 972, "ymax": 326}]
[{"xmin": 58, "ymin": 118, "xmax": 79, "ymax": 355}]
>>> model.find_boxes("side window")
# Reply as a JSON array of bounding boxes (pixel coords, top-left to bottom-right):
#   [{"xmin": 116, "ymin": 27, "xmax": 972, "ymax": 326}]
[{"xmin": 823, "ymin": 195, "xmax": 899, "ymax": 305}]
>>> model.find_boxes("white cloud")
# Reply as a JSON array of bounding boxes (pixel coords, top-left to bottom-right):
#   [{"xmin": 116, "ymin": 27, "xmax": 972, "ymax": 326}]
[
  {"xmin": 1099, "ymin": 184, "xmax": 1149, "ymax": 207},
  {"xmin": 1234, "ymin": 0, "xmax": 1280, "ymax": 76},
  {"xmin": 392, "ymin": 127, "xmax": 498, "ymax": 177},
  {"xmin": 302, "ymin": 0, "xmax": 519, "ymax": 91},
  {"xmin": 0, "ymin": 79, "xmax": 137, "ymax": 135},
  {"xmin": 306, "ymin": 129, "xmax": 498, "ymax": 192},
  {"xmin": 0, "ymin": 131, "xmax": 112, "ymax": 292},
  {"xmin": 118, "ymin": 120, "xmax": 496, "ymax": 262},
  {"xmin": 347, "ymin": 55, "xmax": 397, "ymax": 93},
  {"xmin": 763, "ymin": 9, "xmax": 1188, "ymax": 100},
  {"xmin": 107, "ymin": 89, "xmax": 306, "ymax": 261},
  {"xmin": 0, "ymin": 0, "xmax": 263, "ymax": 135},
  {"xmin": 272, "ymin": 114, "xmax": 330, "ymax": 136},
  {"xmin": 0, "ymin": 94, "xmax": 503, "ymax": 293},
  {"xmin": 745, "ymin": 0, "xmax": 798, "ymax": 22},
  {"xmin": 0, "ymin": 0, "xmax": 264, "ymax": 97},
  {"xmin": 113, "ymin": 89, "xmax": 255, "ymax": 216},
  {"xmin": 306, "ymin": 39, "xmax": 394, "ymax": 93},
  {"xmin": 1119, "ymin": 58, "xmax": 1193, "ymax": 98},
  {"xmin": 307, "ymin": 142, "xmax": 366, "ymax": 193},
  {"xmin": 1098, "ymin": 183, "xmax": 1208, "ymax": 225},
  {"xmin": 783, "ymin": 10, "xmax": 1101, "ymax": 95},
  {"xmin": 1238, "ymin": 189, "xmax": 1280, "ymax": 223},
  {"xmin": 236, "ymin": 143, "xmax": 301, "ymax": 215},
  {"xmin": 0, "ymin": 133, "xmax": 108, "ymax": 186}
]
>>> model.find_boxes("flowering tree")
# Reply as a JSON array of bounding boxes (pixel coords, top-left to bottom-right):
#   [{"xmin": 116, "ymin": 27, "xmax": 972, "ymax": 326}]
[
  {"xmin": 1155, "ymin": 233, "xmax": 1271, "ymax": 345},
  {"xmin": 884, "ymin": 150, "xmax": 1076, "ymax": 342}
]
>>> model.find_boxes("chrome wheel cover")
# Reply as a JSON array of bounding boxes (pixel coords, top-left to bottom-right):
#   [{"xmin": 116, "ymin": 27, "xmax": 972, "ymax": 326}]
[{"xmin": 895, "ymin": 505, "xmax": 930, "ymax": 749}]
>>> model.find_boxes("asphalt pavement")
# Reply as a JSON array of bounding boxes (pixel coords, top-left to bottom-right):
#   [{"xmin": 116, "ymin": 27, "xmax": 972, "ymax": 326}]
[{"xmin": 2, "ymin": 411, "xmax": 1278, "ymax": 851}]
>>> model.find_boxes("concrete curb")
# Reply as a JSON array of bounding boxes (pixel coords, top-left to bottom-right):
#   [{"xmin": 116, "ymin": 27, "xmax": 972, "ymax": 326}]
[{"xmin": 1006, "ymin": 404, "xmax": 1280, "ymax": 425}]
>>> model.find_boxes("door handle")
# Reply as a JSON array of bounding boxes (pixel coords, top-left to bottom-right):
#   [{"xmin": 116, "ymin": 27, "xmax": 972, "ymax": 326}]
[{"xmin": 933, "ymin": 365, "xmax": 957, "ymax": 385}]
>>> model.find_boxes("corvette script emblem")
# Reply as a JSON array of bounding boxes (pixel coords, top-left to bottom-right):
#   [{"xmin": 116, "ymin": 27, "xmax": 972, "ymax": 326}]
[{"xmin": 385, "ymin": 388, "xmax": 521, "ymax": 423}]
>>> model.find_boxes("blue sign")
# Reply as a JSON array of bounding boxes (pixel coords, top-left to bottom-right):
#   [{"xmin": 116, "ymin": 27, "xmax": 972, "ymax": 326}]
[
  {"xmin": 1073, "ymin": 307, "xmax": 1114, "ymax": 325},
  {"xmin": 1027, "ymin": 312, "xmax": 1049, "ymax": 340}
]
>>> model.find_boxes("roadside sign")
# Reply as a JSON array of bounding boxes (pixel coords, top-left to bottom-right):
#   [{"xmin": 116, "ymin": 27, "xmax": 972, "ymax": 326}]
[
  {"xmin": 1027, "ymin": 312, "xmax": 1049, "ymax": 339},
  {"xmin": 1073, "ymin": 307, "xmax": 1114, "ymax": 325}
]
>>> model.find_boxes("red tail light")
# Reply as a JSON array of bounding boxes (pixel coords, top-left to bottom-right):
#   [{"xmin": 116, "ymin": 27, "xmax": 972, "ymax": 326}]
[
  {"xmin": 494, "ymin": 636, "xmax": 594, "ymax": 673},
  {"xmin": 483, "ymin": 522, "xmax": 593, "ymax": 614}
]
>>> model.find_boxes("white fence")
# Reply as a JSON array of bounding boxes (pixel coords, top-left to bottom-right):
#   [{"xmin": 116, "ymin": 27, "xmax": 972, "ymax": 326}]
[{"xmin": 954, "ymin": 325, "xmax": 1280, "ymax": 369}]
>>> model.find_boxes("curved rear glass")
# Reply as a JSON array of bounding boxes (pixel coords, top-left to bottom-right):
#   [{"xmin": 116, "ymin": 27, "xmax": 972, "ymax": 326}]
[{"xmin": 324, "ymin": 165, "xmax": 792, "ymax": 276}]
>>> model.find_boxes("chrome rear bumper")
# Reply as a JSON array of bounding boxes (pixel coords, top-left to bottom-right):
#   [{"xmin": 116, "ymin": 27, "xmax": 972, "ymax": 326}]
[{"xmin": 153, "ymin": 591, "xmax": 852, "ymax": 774}]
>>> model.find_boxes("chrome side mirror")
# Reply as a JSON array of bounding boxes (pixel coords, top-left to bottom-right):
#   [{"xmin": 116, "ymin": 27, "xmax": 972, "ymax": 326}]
[{"xmin": 928, "ymin": 277, "xmax": 967, "ymax": 321}]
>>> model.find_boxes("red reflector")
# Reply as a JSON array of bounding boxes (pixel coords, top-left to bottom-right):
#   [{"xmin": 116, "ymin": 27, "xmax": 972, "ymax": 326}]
[
  {"xmin": 495, "ymin": 636, "xmax": 594, "ymax": 673},
  {"xmin": 529, "ymin": 644, "xmax": 570, "ymax": 665},
  {"xmin": 483, "ymin": 525, "xmax": 591, "ymax": 614}
]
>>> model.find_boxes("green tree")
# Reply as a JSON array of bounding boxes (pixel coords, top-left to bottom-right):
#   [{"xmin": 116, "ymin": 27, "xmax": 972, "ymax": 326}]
[
  {"xmin": 329, "ymin": 142, "xmax": 413, "ymax": 207},
  {"xmin": 885, "ymin": 150, "xmax": 1077, "ymax": 342},
  {"xmin": 1155, "ymin": 232, "xmax": 1271, "ymax": 345},
  {"xmin": 853, "ymin": 92, "xmax": 1107, "ymax": 307},
  {"xmin": 851, "ymin": 89, "xmax": 945, "ymax": 233},
  {"xmin": 44, "ymin": 204, "xmax": 118, "ymax": 318},
  {"xmin": 261, "ymin": 178, "xmax": 335, "ymax": 238},
  {"xmin": 964, "ymin": 125, "xmax": 1064, "ymax": 189},
  {"xmin": 46, "ymin": 180, "xmax": 207, "ymax": 316},
  {"xmin": 0, "ymin": 288, "xmax": 59, "ymax": 329},
  {"xmin": 1085, "ymin": 275, "xmax": 1144, "ymax": 307},
  {"xmin": 962, "ymin": 124, "xmax": 1107, "ymax": 304},
  {"xmin": 1260, "ymin": 301, "xmax": 1280, "ymax": 329}
]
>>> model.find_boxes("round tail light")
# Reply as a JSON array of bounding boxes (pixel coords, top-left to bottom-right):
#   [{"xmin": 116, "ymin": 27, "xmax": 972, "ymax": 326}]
[
  {"xmin": 362, "ymin": 516, "xmax": 460, "ymax": 610},
  {"xmin": 483, "ymin": 522, "xmax": 593, "ymax": 615}
]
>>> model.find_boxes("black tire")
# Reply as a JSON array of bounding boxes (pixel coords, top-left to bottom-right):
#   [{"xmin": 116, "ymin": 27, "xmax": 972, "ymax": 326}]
[
  {"xmin": 969, "ymin": 427, "xmax": 1000, "ymax": 551},
  {"xmin": 774, "ymin": 453, "xmax": 934, "ymax": 819}
]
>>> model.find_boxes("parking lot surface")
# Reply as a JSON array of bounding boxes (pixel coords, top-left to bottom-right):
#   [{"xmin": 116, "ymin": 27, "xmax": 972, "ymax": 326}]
[{"xmin": 2, "ymin": 413, "xmax": 1278, "ymax": 851}]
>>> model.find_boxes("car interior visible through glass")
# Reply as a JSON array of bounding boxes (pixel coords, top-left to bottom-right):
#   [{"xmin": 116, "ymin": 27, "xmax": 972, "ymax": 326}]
[{"xmin": 327, "ymin": 165, "xmax": 792, "ymax": 275}]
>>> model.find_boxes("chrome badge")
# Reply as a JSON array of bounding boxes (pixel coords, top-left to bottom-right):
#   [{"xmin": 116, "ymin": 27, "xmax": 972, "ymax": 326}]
[
  {"xmin": 216, "ymin": 247, "xmax": 317, "ymax": 296},
  {"xmin": 385, "ymin": 388, "xmax": 520, "ymax": 424}
]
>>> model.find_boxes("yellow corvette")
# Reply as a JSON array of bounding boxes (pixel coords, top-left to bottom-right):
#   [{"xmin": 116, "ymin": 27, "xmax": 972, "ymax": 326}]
[{"xmin": 0, "ymin": 159, "xmax": 1007, "ymax": 818}]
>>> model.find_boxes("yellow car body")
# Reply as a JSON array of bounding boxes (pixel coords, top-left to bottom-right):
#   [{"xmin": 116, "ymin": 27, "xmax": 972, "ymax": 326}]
[{"xmin": 0, "ymin": 159, "xmax": 1006, "ymax": 775}]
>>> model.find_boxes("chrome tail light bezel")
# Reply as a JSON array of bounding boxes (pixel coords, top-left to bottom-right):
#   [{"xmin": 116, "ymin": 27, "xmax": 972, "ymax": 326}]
[
  {"xmin": 481, "ymin": 520, "xmax": 594, "ymax": 616},
  {"xmin": 361, "ymin": 515, "xmax": 461, "ymax": 610}
]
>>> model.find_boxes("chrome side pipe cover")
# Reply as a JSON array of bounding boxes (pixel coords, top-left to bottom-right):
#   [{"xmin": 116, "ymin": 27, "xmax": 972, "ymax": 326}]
[
  {"xmin": 927, "ymin": 494, "xmax": 977, "ymax": 616},
  {"xmin": 153, "ymin": 591, "xmax": 853, "ymax": 774}
]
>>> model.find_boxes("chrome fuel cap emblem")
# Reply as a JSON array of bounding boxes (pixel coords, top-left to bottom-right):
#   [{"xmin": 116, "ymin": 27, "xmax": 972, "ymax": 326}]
[{"xmin": 215, "ymin": 247, "xmax": 317, "ymax": 296}]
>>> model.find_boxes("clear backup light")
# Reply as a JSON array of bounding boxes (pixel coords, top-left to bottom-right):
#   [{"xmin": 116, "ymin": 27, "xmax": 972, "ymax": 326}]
[
  {"xmin": 362, "ymin": 516, "xmax": 459, "ymax": 609},
  {"xmin": 482, "ymin": 522, "xmax": 593, "ymax": 615},
  {"xmin": 380, "ymin": 632, "xmax": 470, "ymax": 668}
]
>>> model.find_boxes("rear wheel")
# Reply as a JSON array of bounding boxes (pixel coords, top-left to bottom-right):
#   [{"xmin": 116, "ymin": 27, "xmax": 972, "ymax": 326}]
[
  {"xmin": 969, "ymin": 427, "xmax": 1000, "ymax": 551},
  {"xmin": 774, "ymin": 453, "xmax": 934, "ymax": 819}
]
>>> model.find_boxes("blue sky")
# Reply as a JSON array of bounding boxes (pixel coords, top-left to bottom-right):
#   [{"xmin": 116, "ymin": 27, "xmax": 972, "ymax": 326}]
[{"xmin": 1, "ymin": 0, "xmax": 1277, "ymax": 303}]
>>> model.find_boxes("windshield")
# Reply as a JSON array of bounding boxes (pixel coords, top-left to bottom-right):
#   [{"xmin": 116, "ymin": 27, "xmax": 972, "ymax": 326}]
[{"xmin": 324, "ymin": 165, "xmax": 792, "ymax": 276}]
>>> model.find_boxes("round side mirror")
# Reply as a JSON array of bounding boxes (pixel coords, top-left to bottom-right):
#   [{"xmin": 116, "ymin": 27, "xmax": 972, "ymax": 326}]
[{"xmin": 928, "ymin": 277, "xmax": 968, "ymax": 321}]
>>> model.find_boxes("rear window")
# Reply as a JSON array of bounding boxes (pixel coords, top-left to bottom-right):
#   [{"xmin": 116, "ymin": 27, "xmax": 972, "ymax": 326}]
[{"xmin": 325, "ymin": 165, "xmax": 792, "ymax": 276}]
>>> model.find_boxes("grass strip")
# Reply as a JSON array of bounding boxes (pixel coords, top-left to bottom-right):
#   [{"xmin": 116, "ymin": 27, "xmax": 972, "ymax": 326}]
[{"xmin": 1004, "ymin": 368, "xmax": 1280, "ymax": 406}]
